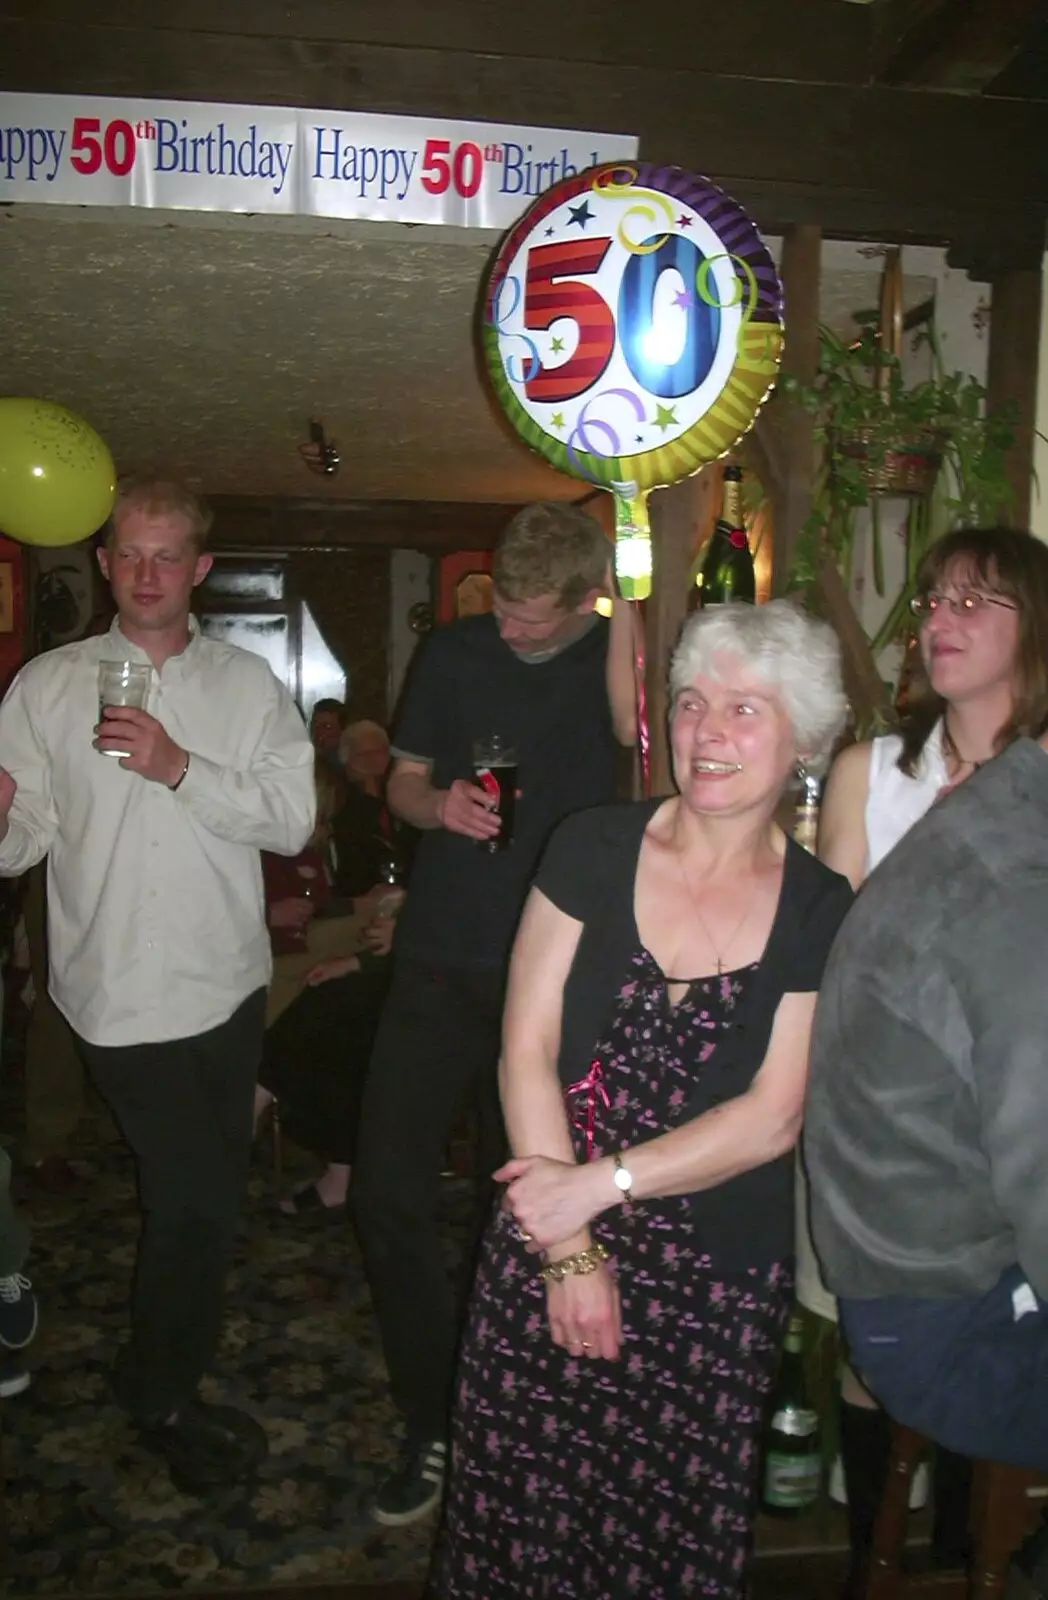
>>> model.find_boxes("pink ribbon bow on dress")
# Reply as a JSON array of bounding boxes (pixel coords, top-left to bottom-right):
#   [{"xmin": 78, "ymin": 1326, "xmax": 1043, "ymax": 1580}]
[{"xmin": 565, "ymin": 1059, "xmax": 610, "ymax": 1161}]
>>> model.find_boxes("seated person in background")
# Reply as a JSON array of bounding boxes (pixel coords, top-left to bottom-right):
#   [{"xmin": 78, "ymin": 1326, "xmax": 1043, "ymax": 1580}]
[
  {"xmin": 256, "ymin": 721, "xmax": 414, "ymax": 1216},
  {"xmin": 260, "ymin": 900, "xmax": 400, "ymax": 1220},
  {"xmin": 330, "ymin": 720, "xmax": 400, "ymax": 900},
  {"xmin": 260, "ymin": 758, "xmax": 348, "ymax": 1028},
  {"xmin": 805, "ymin": 732, "xmax": 1048, "ymax": 1474}
]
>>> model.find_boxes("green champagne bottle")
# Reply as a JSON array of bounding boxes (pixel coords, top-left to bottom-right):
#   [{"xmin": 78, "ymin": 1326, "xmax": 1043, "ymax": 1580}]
[
  {"xmin": 761, "ymin": 1313, "xmax": 822, "ymax": 1517},
  {"xmin": 698, "ymin": 464, "xmax": 756, "ymax": 606}
]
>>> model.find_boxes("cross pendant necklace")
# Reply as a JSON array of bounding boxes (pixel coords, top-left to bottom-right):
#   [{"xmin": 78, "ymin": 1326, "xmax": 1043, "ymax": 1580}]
[{"xmin": 675, "ymin": 852, "xmax": 757, "ymax": 977}]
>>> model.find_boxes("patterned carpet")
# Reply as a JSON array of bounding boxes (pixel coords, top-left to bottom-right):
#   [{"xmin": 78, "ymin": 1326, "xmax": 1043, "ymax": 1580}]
[{"xmin": 5, "ymin": 1105, "xmax": 457, "ymax": 1594}]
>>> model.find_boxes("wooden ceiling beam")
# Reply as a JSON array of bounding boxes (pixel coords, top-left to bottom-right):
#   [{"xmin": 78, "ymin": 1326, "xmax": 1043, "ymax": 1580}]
[
  {"xmin": 3, "ymin": 14, "xmax": 1048, "ymax": 221},
  {"xmin": 0, "ymin": 0, "xmax": 874, "ymax": 87},
  {"xmin": 208, "ymin": 495, "xmax": 524, "ymax": 551},
  {"xmin": 873, "ymin": 0, "xmax": 1044, "ymax": 93}
]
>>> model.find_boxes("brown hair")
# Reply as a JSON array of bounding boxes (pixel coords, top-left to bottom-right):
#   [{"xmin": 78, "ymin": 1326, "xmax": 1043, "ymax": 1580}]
[
  {"xmin": 105, "ymin": 473, "xmax": 213, "ymax": 551},
  {"xmin": 310, "ymin": 756, "xmax": 344, "ymax": 849},
  {"xmin": 493, "ymin": 502, "xmax": 609, "ymax": 611},
  {"xmin": 899, "ymin": 526, "xmax": 1048, "ymax": 775}
]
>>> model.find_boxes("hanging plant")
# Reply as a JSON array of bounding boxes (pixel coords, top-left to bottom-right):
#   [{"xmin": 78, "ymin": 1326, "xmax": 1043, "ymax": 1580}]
[{"xmin": 780, "ymin": 320, "xmax": 1017, "ymax": 627}]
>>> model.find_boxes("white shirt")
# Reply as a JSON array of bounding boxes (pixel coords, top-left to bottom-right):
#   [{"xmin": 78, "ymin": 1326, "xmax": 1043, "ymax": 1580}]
[
  {"xmin": 864, "ymin": 719, "xmax": 948, "ymax": 872},
  {"xmin": 0, "ymin": 620, "xmax": 315, "ymax": 1046}
]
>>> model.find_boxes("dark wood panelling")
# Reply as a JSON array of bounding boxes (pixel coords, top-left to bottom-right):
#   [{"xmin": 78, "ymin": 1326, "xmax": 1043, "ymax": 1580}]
[
  {"xmin": 986, "ymin": 267, "xmax": 1043, "ymax": 525},
  {"xmin": 290, "ymin": 547, "xmax": 390, "ymax": 720},
  {"xmin": 873, "ymin": 0, "xmax": 1044, "ymax": 92},
  {"xmin": 1, "ymin": 0, "xmax": 873, "ymax": 83},
  {"xmin": 209, "ymin": 497, "xmax": 524, "ymax": 552},
  {"xmin": 3, "ymin": 11, "xmax": 1048, "ymax": 254}
]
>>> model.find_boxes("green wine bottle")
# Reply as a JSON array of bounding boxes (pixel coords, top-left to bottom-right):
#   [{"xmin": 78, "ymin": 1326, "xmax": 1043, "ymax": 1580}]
[
  {"xmin": 698, "ymin": 464, "xmax": 756, "ymax": 606},
  {"xmin": 761, "ymin": 1313, "xmax": 822, "ymax": 1517}
]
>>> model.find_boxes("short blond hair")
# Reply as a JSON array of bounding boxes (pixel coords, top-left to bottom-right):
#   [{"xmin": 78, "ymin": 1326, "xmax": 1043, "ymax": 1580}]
[
  {"xmin": 493, "ymin": 502, "xmax": 609, "ymax": 611},
  {"xmin": 106, "ymin": 473, "xmax": 213, "ymax": 551}
]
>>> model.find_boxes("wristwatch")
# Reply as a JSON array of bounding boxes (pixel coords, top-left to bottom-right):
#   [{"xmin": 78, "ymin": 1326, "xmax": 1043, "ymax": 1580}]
[{"xmin": 613, "ymin": 1151, "xmax": 634, "ymax": 1210}]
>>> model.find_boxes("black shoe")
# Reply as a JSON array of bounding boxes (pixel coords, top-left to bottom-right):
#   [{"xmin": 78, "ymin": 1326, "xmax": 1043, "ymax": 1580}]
[
  {"xmin": 371, "ymin": 1437, "xmax": 447, "ymax": 1526},
  {"xmin": 139, "ymin": 1415, "xmax": 247, "ymax": 1495},
  {"xmin": 138, "ymin": 1400, "xmax": 267, "ymax": 1494},
  {"xmin": 181, "ymin": 1399, "xmax": 268, "ymax": 1466}
]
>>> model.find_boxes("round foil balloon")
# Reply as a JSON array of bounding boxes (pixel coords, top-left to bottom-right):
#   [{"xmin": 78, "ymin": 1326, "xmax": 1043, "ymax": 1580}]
[
  {"xmin": 482, "ymin": 162, "xmax": 784, "ymax": 597},
  {"xmin": 0, "ymin": 398, "xmax": 117, "ymax": 547}
]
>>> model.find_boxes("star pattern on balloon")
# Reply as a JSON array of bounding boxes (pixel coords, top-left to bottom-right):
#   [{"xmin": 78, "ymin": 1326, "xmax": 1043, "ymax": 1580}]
[
  {"xmin": 673, "ymin": 288, "xmax": 695, "ymax": 309},
  {"xmin": 676, "ymin": 214, "xmax": 693, "ymax": 229},
  {"xmin": 654, "ymin": 404, "xmax": 678, "ymax": 432},
  {"xmin": 551, "ymin": 412, "xmax": 567, "ymax": 431},
  {"xmin": 544, "ymin": 226, "xmax": 555, "ymax": 237},
  {"xmin": 567, "ymin": 200, "xmax": 594, "ymax": 229},
  {"xmin": 550, "ymin": 335, "xmax": 566, "ymax": 354}
]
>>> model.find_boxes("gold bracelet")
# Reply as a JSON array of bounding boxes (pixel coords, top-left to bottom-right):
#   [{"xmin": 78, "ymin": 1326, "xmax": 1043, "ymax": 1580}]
[{"xmin": 539, "ymin": 1243, "xmax": 610, "ymax": 1283}]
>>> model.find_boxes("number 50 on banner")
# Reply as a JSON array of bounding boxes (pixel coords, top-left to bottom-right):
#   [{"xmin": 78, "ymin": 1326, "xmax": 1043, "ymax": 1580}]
[{"xmin": 69, "ymin": 116, "xmax": 137, "ymax": 176}]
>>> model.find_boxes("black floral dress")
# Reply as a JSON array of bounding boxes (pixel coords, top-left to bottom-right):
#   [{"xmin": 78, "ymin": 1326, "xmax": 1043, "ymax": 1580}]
[{"xmin": 434, "ymin": 949, "xmax": 792, "ymax": 1600}]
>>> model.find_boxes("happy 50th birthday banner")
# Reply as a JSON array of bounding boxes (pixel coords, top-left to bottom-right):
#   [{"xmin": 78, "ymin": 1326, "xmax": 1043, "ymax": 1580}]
[{"xmin": 0, "ymin": 92, "xmax": 638, "ymax": 230}]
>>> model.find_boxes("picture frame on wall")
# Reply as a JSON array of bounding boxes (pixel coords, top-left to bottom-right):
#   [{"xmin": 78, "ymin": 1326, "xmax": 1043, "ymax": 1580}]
[{"xmin": 455, "ymin": 571, "xmax": 493, "ymax": 619}]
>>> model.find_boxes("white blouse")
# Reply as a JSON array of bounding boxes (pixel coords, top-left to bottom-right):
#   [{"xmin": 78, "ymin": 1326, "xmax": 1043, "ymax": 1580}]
[{"xmin": 864, "ymin": 720, "xmax": 948, "ymax": 873}]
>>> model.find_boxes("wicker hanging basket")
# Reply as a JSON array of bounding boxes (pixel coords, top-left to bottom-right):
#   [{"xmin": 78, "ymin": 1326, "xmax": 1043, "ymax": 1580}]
[
  {"xmin": 836, "ymin": 424, "xmax": 947, "ymax": 497},
  {"xmin": 835, "ymin": 249, "xmax": 945, "ymax": 498}
]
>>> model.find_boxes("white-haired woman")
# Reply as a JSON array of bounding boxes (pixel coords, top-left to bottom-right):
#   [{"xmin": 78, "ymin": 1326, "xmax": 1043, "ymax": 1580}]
[{"xmin": 433, "ymin": 601, "xmax": 854, "ymax": 1600}]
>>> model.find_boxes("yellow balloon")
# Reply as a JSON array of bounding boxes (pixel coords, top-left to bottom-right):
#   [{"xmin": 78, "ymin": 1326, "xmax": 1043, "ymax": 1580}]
[{"xmin": 0, "ymin": 398, "xmax": 117, "ymax": 547}]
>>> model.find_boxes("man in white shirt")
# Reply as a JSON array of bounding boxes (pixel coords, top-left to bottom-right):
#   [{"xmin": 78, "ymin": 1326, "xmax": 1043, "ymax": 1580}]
[{"xmin": 0, "ymin": 476, "xmax": 315, "ymax": 1493}]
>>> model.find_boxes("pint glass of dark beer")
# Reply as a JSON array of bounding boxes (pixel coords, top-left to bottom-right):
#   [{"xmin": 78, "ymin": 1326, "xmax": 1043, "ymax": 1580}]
[{"xmin": 472, "ymin": 735, "xmax": 517, "ymax": 852}]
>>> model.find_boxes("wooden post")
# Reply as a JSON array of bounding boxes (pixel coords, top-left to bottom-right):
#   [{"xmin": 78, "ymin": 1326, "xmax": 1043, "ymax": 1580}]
[
  {"xmin": 644, "ymin": 470, "xmax": 719, "ymax": 795},
  {"xmin": 987, "ymin": 267, "xmax": 1043, "ymax": 526},
  {"xmin": 815, "ymin": 554, "xmax": 894, "ymax": 729},
  {"xmin": 769, "ymin": 224, "xmax": 822, "ymax": 594}
]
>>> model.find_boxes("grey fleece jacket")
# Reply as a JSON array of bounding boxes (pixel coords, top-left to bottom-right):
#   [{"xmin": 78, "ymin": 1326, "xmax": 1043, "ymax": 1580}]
[{"xmin": 805, "ymin": 737, "xmax": 1048, "ymax": 1302}]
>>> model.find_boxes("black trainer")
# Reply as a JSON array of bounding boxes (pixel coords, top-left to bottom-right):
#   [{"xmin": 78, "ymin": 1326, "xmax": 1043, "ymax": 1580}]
[
  {"xmin": 371, "ymin": 1437, "xmax": 447, "ymax": 1526},
  {"xmin": 0, "ymin": 1272, "xmax": 38, "ymax": 1351}
]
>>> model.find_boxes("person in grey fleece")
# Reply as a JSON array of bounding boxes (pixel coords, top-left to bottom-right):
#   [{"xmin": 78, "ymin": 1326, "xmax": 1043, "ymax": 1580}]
[{"xmin": 805, "ymin": 735, "xmax": 1048, "ymax": 1472}]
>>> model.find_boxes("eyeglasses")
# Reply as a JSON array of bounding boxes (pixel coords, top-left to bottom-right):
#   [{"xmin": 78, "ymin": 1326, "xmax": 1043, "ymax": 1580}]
[{"xmin": 909, "ymin": 590, "xmax": 1019, "ymax": 620}]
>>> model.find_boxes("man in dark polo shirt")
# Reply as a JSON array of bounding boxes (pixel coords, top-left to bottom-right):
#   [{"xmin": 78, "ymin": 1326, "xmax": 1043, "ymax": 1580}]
[{"xmin": 352, "ymin": 501, "xmax": 637, "ymax": 1524}]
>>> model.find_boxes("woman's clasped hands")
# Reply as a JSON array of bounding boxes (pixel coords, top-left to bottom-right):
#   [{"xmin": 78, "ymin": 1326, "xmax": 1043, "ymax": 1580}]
[{"xmin": 496, "ymin": 1153, "xmax": 622, "ymax": 1361}]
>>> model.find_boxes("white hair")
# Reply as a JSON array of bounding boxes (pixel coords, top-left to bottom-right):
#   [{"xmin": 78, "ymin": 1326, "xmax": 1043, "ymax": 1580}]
[
  {"xmin": 338, "ymin": 718, "xmax": 389, "ymax": 766},
  {"xmin": 669, "ymin": 600, "xmax": 848, "ymax": 773}
]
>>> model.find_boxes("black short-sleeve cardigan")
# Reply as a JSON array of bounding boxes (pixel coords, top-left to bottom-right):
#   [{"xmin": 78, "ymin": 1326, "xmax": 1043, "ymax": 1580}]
[{"xmin": 534, "ymin": 800, "xmax": 854, "ymax": 1269}]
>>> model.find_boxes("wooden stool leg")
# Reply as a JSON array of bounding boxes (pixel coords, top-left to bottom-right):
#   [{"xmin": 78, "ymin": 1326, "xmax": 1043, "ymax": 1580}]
[
  {"xmin": 968, "ymin": 1462, "xmax": 1038, "ymax": 1600},
  {"xmin": 866, "ymin": 1425, "xmax": 930, "ymax": 1598}
]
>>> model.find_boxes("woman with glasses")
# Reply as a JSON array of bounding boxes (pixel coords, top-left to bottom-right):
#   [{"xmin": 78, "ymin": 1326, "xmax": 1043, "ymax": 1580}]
[{"xmin": 799, "ymin": 525, "xmax": 1048, "ymax": 1598}]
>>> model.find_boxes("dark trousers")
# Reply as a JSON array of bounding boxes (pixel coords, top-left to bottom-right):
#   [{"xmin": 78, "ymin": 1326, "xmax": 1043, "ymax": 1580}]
[
  {"xmin": 259, "ymin": 965, "xmax": 390, "ymax": 1165},
  {"xmin": 842, "ymin": 1264, "xmax": 1048, "ymax": 1472},
  {"xmin": 352, "ymin": 958, "xmax": 507, "ymax": 1442},
  {"xmin": 77, "ymin": 988, "xmax": 266, "ymax": 1423}
]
